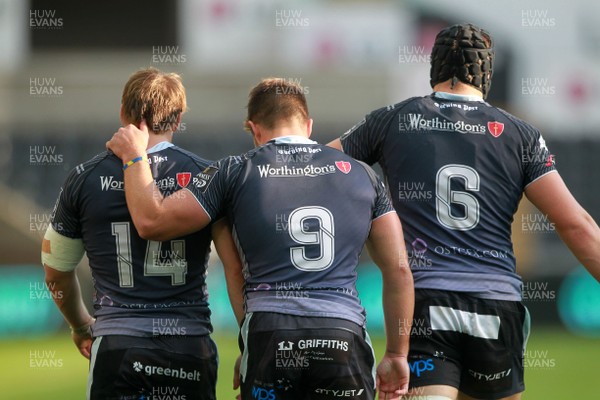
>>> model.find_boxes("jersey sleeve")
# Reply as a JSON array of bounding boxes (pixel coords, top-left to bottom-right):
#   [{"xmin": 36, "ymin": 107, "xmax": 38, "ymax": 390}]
[
  {"xmin": 339, "ymin": 111, "xmax": 383, "ymax": 165},
  {"xmin": 358, "ymin": 161, "xmax": 395, "ymax": 219},
  {"xmin": 50, "ymin": 169, "xmax": 83, "ymax": 239},
  {"xmin": 187, "ymin": 157, "xmax": 238, "ymax": 220},
  {"xmin": 340, "ymin": 98, "xmax": 416, "ymax": 165},
  {"xmin": 522, "ymin": 128, "xmax": 557, "ymax": 186}
]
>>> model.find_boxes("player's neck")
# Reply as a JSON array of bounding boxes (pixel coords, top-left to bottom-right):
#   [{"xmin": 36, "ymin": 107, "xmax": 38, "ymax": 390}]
[
  {"xmin": 259, "ymin": 124, "xmax": 310, "ymax": 144},
  {"xmin": 433, "ymin": 80, "xmax": 484, "ymax": 98},
  {"xmin": 147, "ymin": 132, "xmax": 173, "ymax": 149}
]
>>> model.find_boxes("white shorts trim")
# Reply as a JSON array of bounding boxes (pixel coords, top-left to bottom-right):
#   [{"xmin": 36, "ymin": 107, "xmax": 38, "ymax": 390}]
[
  {"xmin": 429, "ymin": 306, "xmax": 500, "ymax": 339},
  {"xmin": 87, "ymin": 336, "xmax": 103, "ymax": 400},
  {"xmin": 239, "ymin": 312, "xmax": 253, "ymax": 382}
]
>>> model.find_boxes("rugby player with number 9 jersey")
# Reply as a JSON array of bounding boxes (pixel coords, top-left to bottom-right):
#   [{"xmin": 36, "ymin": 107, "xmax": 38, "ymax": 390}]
[{"xmin": 107, "ymin": 77, "xmax": 415, "ymax": 400}]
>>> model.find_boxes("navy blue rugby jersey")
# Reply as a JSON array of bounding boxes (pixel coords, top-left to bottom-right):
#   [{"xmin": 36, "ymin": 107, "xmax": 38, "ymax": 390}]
[
  {"xmin": 340, "ymin": 92, "xmax": 556, "ymax": 301},
  {"xmin": 51, "ymin": 142, "xmax": 214, "ymax": 336},
  {"xmin": 189, "ymin": 136, "xmax": 395, "ymax": 327}
]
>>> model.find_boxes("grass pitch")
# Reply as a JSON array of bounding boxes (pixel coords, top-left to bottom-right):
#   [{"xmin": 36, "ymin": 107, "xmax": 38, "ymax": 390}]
[{"xmin": 0, "ymin": 328, "xmax": 597, "ymax": 399}]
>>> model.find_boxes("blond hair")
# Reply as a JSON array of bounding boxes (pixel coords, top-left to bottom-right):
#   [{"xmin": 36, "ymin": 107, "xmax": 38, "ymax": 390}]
[{"xmin": 121, "ymin": 67, "xmax": 187, "ymax": 134}]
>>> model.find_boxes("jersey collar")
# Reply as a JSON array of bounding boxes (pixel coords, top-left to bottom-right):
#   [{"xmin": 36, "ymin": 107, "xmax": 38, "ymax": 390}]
[
  {"xmin": 270, "ymin": 136, "xmax": 317, "ymax": 145},
  {"xmin": 433, "ymin": 91, "xmax": 485, "ymax": 102},
  {"xmin": 146, "ymin": 141, "xmax": 174, "ymax": 154}
]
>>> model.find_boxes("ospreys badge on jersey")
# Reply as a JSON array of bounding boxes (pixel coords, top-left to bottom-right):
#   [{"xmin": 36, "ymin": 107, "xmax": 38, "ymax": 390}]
[
  {"xmin": 193, "ymin": 166, "xmax": 218, "ymax": 193},
  {"xmin": 335, "ymin": 161, "xmax": 352, "ymax": 174},
  {"xmin": 176, "ymin": 172, "xmax": 192, "ymax": 188},
  {"xmin": 488, "ymin": 121, "xmax": 504, "ymax": 138}
]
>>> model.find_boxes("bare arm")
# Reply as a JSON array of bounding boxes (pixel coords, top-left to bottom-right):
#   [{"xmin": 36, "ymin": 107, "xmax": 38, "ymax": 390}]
[
  {"xmin": 212, "ymin": 218, "xmax": 246, "ymax": 326},
  {"xmin": 106, "ymin": 121, "xmax": 210, "ymax": 241},
  {"xmin": 43, "ymin": 265, "xmax": 95, "ymax": 359},
  {"xmin": 525, "ymin": 171, "xmax": 600, "ymax": 282},
  {"xmin": 211, "ymin": 218, "xmax": 246, "ymax": 396},
  {"xmin": 366, "ymin": 212, "xmax": 414, "ymax": 398},
  {"xmin": 326, "ymin": 138, "xmax": 343, "ymax": 151}
]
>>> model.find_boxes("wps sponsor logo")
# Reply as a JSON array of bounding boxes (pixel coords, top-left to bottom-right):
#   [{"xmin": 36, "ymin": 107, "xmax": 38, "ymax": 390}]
[
  {"xmin": 335, "ymin": 161, "xmax": 351, "ymax": 174},
  {"xmin": 252, "ymin": 386, "xmax": 276, "ymax": 400},
  {"xmin": 257, "ymin": 164, "xmax": 336, "ymax": 178},
  {"xmin": 399, "ymin": 113, "xmax": 486, "ymax": 135},
  {"xmin": 409, "ymin": 359, "xmax": 434, "ymax": 377},
  {"xmin": 177, "ymin": 172, "xmax": 191, "ymax": 188},
  {"xmin": 100, "ymin": 176, "xmax": 124, "ymax": 191},
  {"xmin": 488, "ymin": 121, "xmax": 504, "ymax": 137}
]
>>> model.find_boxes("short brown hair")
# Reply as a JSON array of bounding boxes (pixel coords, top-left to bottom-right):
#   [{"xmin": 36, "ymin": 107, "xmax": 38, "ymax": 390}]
[
  {"xmin": 121, "ymin": 67, "xmax": 187, "ymax": 134},
  {"xmin": 244, "ymin": 78, "xmax": 309, "ymax": 132}
]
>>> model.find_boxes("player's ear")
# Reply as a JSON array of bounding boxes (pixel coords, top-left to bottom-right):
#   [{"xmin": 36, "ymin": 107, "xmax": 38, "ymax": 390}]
[
  {"xmin": 247, "ymin": 120, "xmax": 262, "ymax": 146},
  {"xmin": 306, "ymin": 118, "xmax": 313, "ymax": 138},
  {"xmin": 119, "ymin": 104, "xmax": 127, "ymax": 127}
]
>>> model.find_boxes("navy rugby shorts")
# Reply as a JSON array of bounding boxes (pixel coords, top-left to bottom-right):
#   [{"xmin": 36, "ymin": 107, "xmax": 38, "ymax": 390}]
[
  {"xmin": 408, "ymin": 289, "xmax": 529, "ymax": 399},
  {"xmin": 239, "ymin": 312, "xmax": 376, "ymax": 400},
  {"xmin": 88, "ymin": 335, "xmax": 217, "ymax": 400}
]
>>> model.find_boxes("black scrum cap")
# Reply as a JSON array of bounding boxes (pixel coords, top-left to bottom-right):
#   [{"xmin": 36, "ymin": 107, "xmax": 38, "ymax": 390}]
[{"xmin": 430, "ymin": 23, "xmax": 494, "ymax": 98}]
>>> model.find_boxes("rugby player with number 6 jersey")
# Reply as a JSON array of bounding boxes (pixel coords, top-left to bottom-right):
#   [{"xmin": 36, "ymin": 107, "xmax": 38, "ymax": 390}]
[
  {"xmin": 329, "ymin": 23, "xmax": 600, "ymax": 400},
  {"xmin": 42, "ymin": 68, "xmax": 244, "ymax": 400},
  {"xmin": 106, "ymin": 78, "xmax": 415, "ymax": 400}
]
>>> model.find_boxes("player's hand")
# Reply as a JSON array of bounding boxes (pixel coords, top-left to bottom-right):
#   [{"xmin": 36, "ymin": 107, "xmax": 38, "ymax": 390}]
[
  {"xmin": 233, "ymin": 354, "xmax": 242, "ymax": 400},
  {"xmin": 376, "ymin": 353, "xmax": 409, "ymax": 400},
  {"xmin": 71, "ymin": 329, "xmax": 93, "ymax": 359},
  {"xmin": 106, "ymin": 120, "xmax": 150, "ymax": 162},
  {"xmin": 70, "ymin": 317, "xmax": 95, "ymax": 359}
]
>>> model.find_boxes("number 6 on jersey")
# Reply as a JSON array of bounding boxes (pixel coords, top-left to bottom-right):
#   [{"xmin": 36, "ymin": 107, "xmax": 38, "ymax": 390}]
[{"xmin": 436, "ymin": 164, "xmax": 480, "ymax": 231}]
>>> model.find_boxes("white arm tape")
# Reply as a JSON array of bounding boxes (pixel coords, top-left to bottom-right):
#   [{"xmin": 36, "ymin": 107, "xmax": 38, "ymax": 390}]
[{"xmin": 41, "ymin": 224, "xmax": 85, "ymax": 272}]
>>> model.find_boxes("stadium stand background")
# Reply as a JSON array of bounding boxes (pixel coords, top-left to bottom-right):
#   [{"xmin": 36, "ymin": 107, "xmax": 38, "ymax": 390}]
[{"xmin": 1, "ymin": 0, "xmax": 599, "ymax": 337}]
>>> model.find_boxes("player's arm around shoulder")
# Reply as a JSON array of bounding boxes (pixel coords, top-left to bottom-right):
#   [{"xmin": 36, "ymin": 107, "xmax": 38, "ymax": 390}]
[
  {"xmin": 367, "ymin": 212, "xmax": 414, "ymax": 397},
  {"xmin": 107, "ymin": 121, "xmax": 209, "ymax": 241},
  {"xmin": 525, "ymin": 171, "xmax": 600, "ymax": 282}
]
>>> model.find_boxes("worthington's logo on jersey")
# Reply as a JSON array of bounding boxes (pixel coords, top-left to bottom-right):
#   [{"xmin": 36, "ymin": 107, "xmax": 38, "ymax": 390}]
[
  {"xmin": 257, "ymin": 164, "xmax": 336, "ymax": 178},
  {"xmin": 99, "ymin": 176, "xmax": 124, "ymax": 191},
  {"xmin": 400, "ymin": 113, "xmax": 486, "ymax": 135}
]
